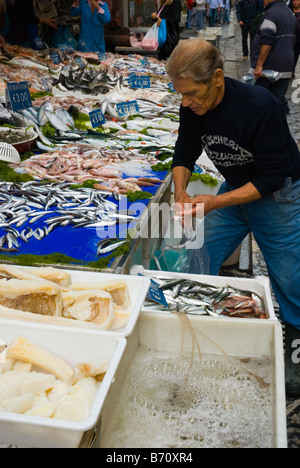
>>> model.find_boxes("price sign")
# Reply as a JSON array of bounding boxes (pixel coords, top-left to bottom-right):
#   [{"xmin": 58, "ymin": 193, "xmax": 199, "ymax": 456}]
[
  {"xmin": 89, "ymin": 108, "xmax": 106, "ymax": 128},
  {"xmin": 116, "ymin": 100, "xmax": 140, "ymax": 118},
  {"xmin": 6, "ymin": 81, "xmax": 32, "ymax": 112},
  {"xmin": 129, "ymin": 76, "xmax": 151, "ymax": 89},
  {"xmin": 50, "ymin": 52, "xmax": 60, "ymax": 65},
  {"xmin": 167, "ymin": 82, "xmax": 176, "ymax": 93},
  {"xmin": 57, "ymin": 43, "xmax": 67, "ymax": 52},
  {"xmin": 34, "ymin": 37, "xmax": 43, "ymax": 49},
  {"xmin": 97, "ymin": 52, "xmax": 107, "ymax": 62},
  {"xmin": 75, "ymin": 57, "xmax": 85, "ymax": 68},
  {"xmin": 138, "ymin": 274, "xmax": 169, "ymax": 308}
]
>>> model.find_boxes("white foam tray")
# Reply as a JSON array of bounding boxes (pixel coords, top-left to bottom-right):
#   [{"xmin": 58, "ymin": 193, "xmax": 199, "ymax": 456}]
[
  {"xmin": 130, "ymin": 265, "xmax": 277, "ymax": 320},
  {"xmin": 0, "ymin": 318, "xmax": 126, "ymax": 448},
  {"xmin": 0, "ymin": 268, "xmax": 150, "ymax": 337}
]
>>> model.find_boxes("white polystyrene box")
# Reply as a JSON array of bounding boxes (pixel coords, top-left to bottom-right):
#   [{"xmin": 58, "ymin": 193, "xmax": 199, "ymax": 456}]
[
  {"xmin": 0, "ymin": 319, "xmax": 126, "ymax": 448},
  {"xmin": 99, "ymin": 312, "xmax": 287, "ymax": 448},
  {"xmin": 130, "ymin": 265, "xmax": 277, "ymax": 320},
  {"xmin": 0, "ymin": 267, "xmax": 150, "ymax": 337}
]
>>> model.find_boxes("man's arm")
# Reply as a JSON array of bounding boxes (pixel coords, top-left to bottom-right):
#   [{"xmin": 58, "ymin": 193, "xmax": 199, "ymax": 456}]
[
  {"xmin": 172, "ymin": 166, "xmax": 193, "ymax": 205},
  {"xmin": 254, "ymin": 44, "xmax": 272, "ymax": 78}
]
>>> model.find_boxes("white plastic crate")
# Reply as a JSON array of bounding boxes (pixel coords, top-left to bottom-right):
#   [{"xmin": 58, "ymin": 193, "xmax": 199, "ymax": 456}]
[
  {"xmin": 99, "ymin": 311, "xmax": 287, "ymax": 448},
  {"xmin": 0, "ymin": 319, "xmax": 126, "ymax": 448},
  {"xmin": 130, "ymin": 265, "xmax": 277, "ymax": 320}
]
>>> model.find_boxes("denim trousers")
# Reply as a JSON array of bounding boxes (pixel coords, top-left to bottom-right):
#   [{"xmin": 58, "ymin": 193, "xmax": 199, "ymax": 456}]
[
  {"xmin": 203, "ymin": 178, "xmax": 300, "ymax": 328},
  {"xmin": 197, "ymin": 10, "xmax": 205, "ymax": 30},
  {"xmin": 209, "ymin": 8, "xmax": 218, "ymax": 26},
  {"xmin": 186, "ymin": 9, "xmax": 192, "ymax": 28}
]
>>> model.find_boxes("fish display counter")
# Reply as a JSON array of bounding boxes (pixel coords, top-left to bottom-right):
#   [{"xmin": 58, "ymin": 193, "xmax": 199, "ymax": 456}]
[{"xmin": 0, "ymin": 44, "xmax": 179, "ymax": 272}]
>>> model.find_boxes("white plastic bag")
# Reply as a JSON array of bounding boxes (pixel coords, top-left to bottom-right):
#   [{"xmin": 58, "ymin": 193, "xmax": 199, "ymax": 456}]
[{"xmin": 141, "ymin": 24, "xmax": 159, "ymax": 51}]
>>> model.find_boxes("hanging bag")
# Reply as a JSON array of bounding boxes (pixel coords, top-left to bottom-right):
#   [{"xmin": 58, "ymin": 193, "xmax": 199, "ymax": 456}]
[
  {"xmin": 159, "ymin": 19, "xmax": 179, "ymax": 60},
  {"xmin": 157, "ymin": 4, "xmax": 167, "ymax": 48},
  {"xmin": 141, "ymin": 23, "xmax": 159, "ymax": 51},
  {"xmin": 158, "ymin": 19, "xmax": 167, "ymax": 47}
]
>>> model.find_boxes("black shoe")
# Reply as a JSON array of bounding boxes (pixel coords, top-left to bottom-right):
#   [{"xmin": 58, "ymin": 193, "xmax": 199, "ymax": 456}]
[{"xmin": 285, "ymin": 323, "xmax": 300, "ymax": 396}]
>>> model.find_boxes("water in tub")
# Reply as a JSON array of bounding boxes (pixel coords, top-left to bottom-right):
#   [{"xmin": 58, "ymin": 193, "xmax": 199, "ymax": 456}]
[{"xmin": 101, "ymin": 316, "xmax": 273, "ymax": 448}]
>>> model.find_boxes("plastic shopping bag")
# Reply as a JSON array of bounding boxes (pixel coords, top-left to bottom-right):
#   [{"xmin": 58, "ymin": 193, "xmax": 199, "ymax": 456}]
[
  {"xmin": 141, "ymin": 23, "xmax": 159, "ymax": 51},
  {"xmin": 153, "ymin": 208, "xmax": 210, "ymax": 275},
  {"xmin": 158, "ymin": 19, "xmax": 167, "ymax": 48}
]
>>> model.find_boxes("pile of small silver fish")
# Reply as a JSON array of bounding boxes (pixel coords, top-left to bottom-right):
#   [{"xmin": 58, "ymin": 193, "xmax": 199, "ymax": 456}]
[
  {"xmin": 143, "ymin": 277, "xmax": 267, "ymax": 319},
  {"xmin": 0, "ymin": 181, "xmax": 138, "ymax": 253}
]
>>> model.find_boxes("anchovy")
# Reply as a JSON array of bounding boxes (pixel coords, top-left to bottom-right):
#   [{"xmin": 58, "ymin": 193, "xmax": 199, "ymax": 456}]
[{"xmin": 143, "ymin": 276, "xmax": 266, "ymax": 319}]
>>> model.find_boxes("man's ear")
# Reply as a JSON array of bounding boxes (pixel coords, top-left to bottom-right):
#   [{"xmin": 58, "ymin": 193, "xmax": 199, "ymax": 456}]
[{"xmin": 214, "ymin": 68, "xmax": 224, "ymax": 87}]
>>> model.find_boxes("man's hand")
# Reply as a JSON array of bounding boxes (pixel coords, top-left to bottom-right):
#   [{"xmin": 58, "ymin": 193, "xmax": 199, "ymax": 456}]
[
  {"xmin": 238, "ymin": 20, "xmax": 243, "ymax": 26},
  {"xmin": 254, "ymin": 65, "xmax": 263, "ymax": 79},
  {"xmin": 40, "ymin": 18, "xmax": 57, "ymax": 29}
]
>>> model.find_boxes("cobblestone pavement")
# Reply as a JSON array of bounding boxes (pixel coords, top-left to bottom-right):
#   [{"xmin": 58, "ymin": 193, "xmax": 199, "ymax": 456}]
[{"xmin": 181, "ymin": 15, "xmax": 300, "ymax": 448}]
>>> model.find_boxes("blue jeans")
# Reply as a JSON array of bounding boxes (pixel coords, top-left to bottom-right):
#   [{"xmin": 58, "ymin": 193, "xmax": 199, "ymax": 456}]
[
  {"xmin": 197, "ymin": 10, "xmax": 205, "ymax": 30},
  {"xmin": 203, "ymin": 178, "xmax": 300, "ymax": 328},
  {"xmin": 186, "ymin": 9, "xmax": 192, "ymax": 28},
  {"xmin": 209, "ymin": 8, "xmax": 218, "ymax": 26}
]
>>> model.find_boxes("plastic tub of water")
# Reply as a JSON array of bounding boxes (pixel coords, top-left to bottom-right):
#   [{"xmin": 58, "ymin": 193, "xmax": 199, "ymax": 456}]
[{"xmin": 99, "ymin": 312, "xmax": 287, "ymax": 448}]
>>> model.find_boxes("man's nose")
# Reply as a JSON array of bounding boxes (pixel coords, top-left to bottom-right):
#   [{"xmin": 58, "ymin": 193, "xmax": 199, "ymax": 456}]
[{"xmin": 182, "ymin": 95, "xmax": 192, "ymax": 107}]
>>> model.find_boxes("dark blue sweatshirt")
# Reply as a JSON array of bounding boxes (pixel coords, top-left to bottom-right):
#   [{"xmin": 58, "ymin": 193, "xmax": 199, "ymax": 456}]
[
  {"xmin": 250, "ymin": 0, "xmax": 296, "ymax": 75},
  {"xmin": 172, "ymin": 77, "xmax": 300, "ymax": 197}
]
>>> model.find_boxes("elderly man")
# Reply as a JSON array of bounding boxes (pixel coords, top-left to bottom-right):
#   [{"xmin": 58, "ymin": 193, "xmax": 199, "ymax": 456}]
[{"xmin": 166, "ymin": 38, "xmax": 300, "ymax": 395}]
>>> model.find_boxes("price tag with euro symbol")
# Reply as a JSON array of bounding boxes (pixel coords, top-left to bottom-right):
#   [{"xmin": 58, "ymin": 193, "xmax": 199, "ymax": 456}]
[
  {"xmin": 6, "ymin": 81, "xmax": 32, "ymax": 112},
  {"xmin": 116, "ymin": 100, "xmax": 140, "ymax": 118},
  {"xmin": 129, "ymin": 76, "xmax": 151, "ymax": 89},
  {"xmin": 89, "ymin": 108, "xmax": 106, "ymax": 128}
]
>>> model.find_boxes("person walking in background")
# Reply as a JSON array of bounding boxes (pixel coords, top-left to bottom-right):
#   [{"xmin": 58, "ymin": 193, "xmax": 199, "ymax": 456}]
[
  {"xmin": 223, "ymin": 0, "xmax": 231, "ymax": 22},
  {"xmin": 185, "ymin": 0, "xmax": 194, "ymax": 28},
  {"xmin": 250, "ymin": 0, "xmax": 296, "ymax": 114},
  {"xmin": 207, "ymin": 0, "xmax": 221, "ymax": 26},
  {"xmin": 151, "ymin": 0, "xmax": 182, "ymax": 60},
  {"xmin": 0, "ymin": 0, "xmax": 6, "ymax": 45},
  {"xmin": 236, "ymin": 0, "xmax": 260, "ymax": 60},
  {"xmin": 196, "ymin": 0, "xmax": 207, "ymax": 30},
  {"xmin": 289, "ymin": 0, "xmax": 300, "ymax": 73},
  {"xmin": 5, "ymin": 0, "xmax": 57, "ymax": 49},
  {"xmin": 70, "ymin": 0, "xmax": 111, "ymax": 53}
]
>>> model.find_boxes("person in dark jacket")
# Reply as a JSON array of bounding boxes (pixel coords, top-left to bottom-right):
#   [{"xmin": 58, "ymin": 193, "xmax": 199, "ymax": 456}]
[
  {"xmin": 236, "ymin": 0, "xmax": 260, "ymax": 60},
  {"xmin": 6, "ymin": 0, "xmax": 57, "ymax": 49},
  {"xmin": 0, "ymin": 0, "xmax": 6, "ymax": 45},
  {"xmin": 166, "ymin": 38, "xmax": 300, "ymax": 395},
  {"xmin": 250, "ymin": 0, "xmax": 296, "ymax": 113},
  {"xmin": 151, "ymin": 0, "xmax": 182, "ymax": 60}
]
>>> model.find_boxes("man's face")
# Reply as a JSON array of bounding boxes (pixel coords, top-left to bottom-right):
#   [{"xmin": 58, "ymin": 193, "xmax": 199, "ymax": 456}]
[{"xmin": 172, "ymin": 72, "xmax": 224, "ymax": 116}]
